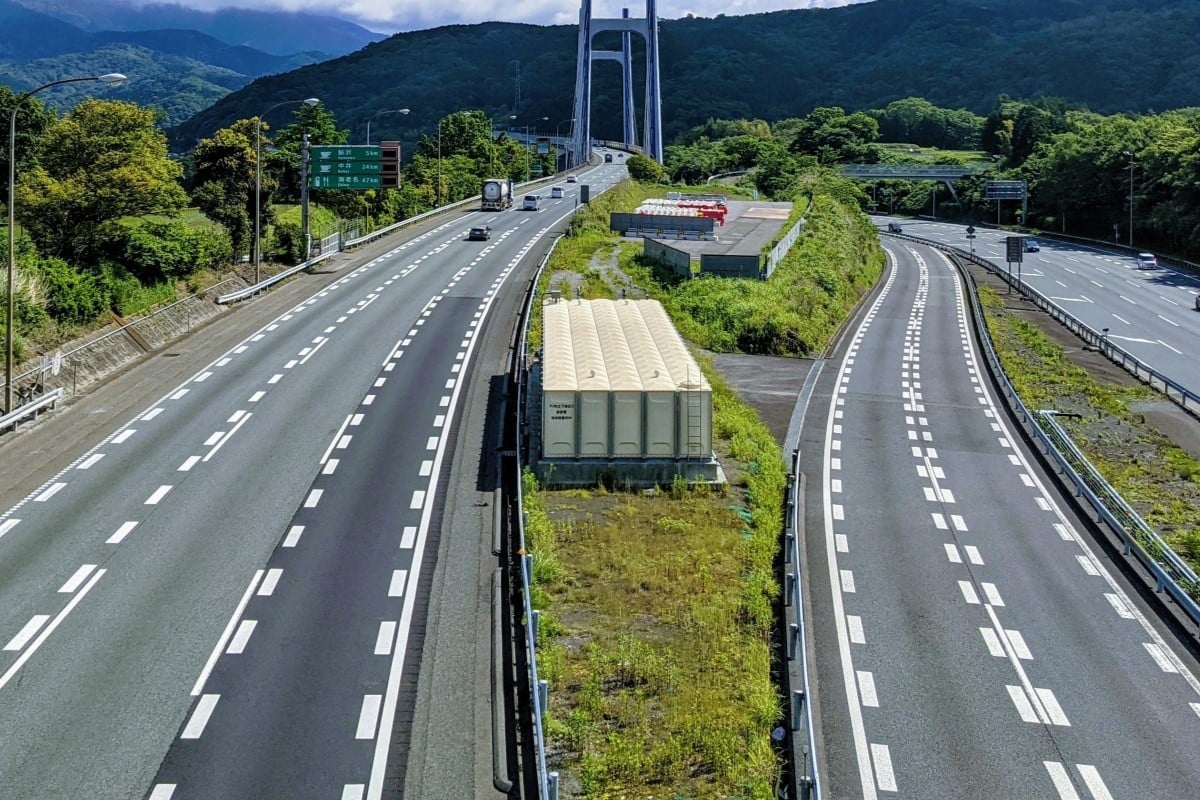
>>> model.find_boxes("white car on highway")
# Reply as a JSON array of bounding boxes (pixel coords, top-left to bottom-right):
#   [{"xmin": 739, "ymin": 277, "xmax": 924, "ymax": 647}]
[{"xmin": 1136, "ymin": 252, "xmax": 1158, "ymax": 269}]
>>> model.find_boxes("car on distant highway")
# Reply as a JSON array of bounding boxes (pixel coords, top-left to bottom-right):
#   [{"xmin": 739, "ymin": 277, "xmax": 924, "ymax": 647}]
[
  {"xmin": 887, "ymin": 222, "xmax": 903, "ymax": 233},
  {"xmin": 1024, "ymin": 238, "xmax": 1040, "ymax": 252},
  {"xmin": 550, "ymin": 186, "xmax": 564, "ymax": 198},
  {"xmin": 1136, "ymin": 252, "xmax": 1158, "ymax": 269},
  {"xmin": 468, "ymin": 225, "xmax": 491, "ymax": 241},
  {"xmin": 567, "ymin": 175, "xmax": 578, "ymax": 183}
]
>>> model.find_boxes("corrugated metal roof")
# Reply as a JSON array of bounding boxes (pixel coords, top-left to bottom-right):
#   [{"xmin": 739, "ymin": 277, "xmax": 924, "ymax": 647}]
[{"xmin": 542, "ymin": 298, "xmax": 711, "ymax": 393}]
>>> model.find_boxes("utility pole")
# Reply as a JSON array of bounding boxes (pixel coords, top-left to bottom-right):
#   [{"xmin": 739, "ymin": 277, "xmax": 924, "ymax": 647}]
[{"xmin": 300, "ymin": 133, "xmax": 311, "ymax": 261}]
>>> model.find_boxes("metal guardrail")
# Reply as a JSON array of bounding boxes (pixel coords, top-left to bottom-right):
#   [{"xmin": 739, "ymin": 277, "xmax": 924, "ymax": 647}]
[
  {"xmin": 887, "ymin": 232, "xmax": 1200, "ymax": 418},
  {"xmin": 942, "ymin": 245, "xmax": 1200, "ymax": 633},
  {"xmin": 0, "ymin": 388, "xmax": 64, "ymax": 432},
  {"xmin": 785, "ymin": 453, "xmax": 822, "ymax": 800}
]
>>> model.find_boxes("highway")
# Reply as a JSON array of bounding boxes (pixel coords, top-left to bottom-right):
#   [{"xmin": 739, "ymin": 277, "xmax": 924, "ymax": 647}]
[
  {"xmin": 0, "ymin": 160, "xmax": 627, "ymax": 799},
  {"xmin": 879, "ymin": 217, "xmax": 1200, "ymax": 396},
  {"xmin": 799, "ymin": 240, "xmax": 1200, "ymax": 798}
]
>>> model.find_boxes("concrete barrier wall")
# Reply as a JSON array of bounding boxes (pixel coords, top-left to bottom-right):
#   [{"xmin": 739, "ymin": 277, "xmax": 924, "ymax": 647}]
[
  {"xmin": 764, "ymin": 216, "xmax": 806, "ymax": 278},
  {"xmin": 643, "ymin": 237, "xmax": 693, "ymax": 277}
]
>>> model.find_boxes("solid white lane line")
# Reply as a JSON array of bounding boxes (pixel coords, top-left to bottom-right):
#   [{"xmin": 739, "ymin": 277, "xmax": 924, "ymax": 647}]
[
  {"xmin": 148, "ymin": 785, "xmax": 176, "ymax": 800},
  {"xmin": 1157, "ymin": 314, "xmax": 1179, "ymax": 327},
  {"xmin": 257, "ymin": 568, "xmax": 283, "ymax": 596},
  {"xmin": 145, "ymin": 485, "xmax": 172, "ymax": 505},
  {"xmin": 1191, "ymin": 702, "xmax": 1200, "ymax": 718},
  {"xmin": 113, "ymin": 429, "xmax": 137, "ymax": 444},
  {"xmin": 374, "ymin": 621, "xmax": 397, "ymax": 655},
  {"xmin": 352, "ymin": 695, "xmax": 381, "ymax": 743},
  {"xmin": 77, "ymin": 453, "xmax": 105, "ymax": 469},
  {"xmin": 226, "ymin": 620, "xmax": 257, "ymax": 654},
  {"xmin": 1044, "ymin": 761, "xmax": 1081, "ymax": 800},
  {"xmin": 870, "ymin": 743, "xmax": 897, "ymax": 792},
  {"xmin": 400, "ymin": 526, "xmax": 417, "ymax": 549},
  {"xmin": 857, "ymin": 671, "xmax": 879, "ymax": 707},
  {"xmin": 58, "ymin": 564, "xmax": 98, "ymax": 594},
  {"xmin": 107, "ymin": 521, "xmax": 138, "ymax": 544},
  {"xmin": 34, "ymin": 483, "xmax": 67, "ymax": 502},
  {"xmin": 191, "ymin": 570, "xmax": 263, "ymax": 695},
  {"xmin": 0, "ymin": 569, "xmax": 104, "ymax": 689},
  {"xmin": 0, "ymin": 519, "xmax": 20, "ymax": 538},
  {"xmin": 1143, "ymin": 642, "xmax": 1180, "ymax": 673},
  {"xmin": 181, "ymin": 694, "xmax": 220, "ymax": 739},
  {"xmin": 298, "ymin": 337, "xmax": 327, "ymax": 363},
  {"xmin": 4, "ymin": 615, "xmax": 51, "ymax": 651},
  {"xmin": 388, "ymin": 570, "xmax": 409, "ymax": 597},
  {"xmin": 304, "ymin": 489, "xmax": 323, "ymax": 508}
]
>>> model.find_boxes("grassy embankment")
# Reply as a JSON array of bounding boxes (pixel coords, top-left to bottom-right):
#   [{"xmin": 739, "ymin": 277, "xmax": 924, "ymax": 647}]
[
  {"xmin": 523, "ymin": 177, "xmax": 883, "ymax": 797},
  {"xmin": 978, "ymin": 286, "xmax": 1200, "ymax": 595}
]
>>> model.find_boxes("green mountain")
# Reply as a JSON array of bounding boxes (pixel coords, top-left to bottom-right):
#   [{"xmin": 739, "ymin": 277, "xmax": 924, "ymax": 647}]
[{"xmin": 169, "ymin": 0, "xmax": 1200, "ymax": 149}]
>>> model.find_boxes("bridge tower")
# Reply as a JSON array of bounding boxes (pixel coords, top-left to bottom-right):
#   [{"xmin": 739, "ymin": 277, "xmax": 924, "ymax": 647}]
[{"xmin": 571, "ymin": 0, "xmax": 663, "ymax": 165}]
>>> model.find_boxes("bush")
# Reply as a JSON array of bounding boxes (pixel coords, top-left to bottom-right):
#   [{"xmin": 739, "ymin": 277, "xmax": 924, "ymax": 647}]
[
  {"xmin": 626, "ymin": 153, "xmax": 665, "ymax": 183},
  {"xmin": 99, "ymin": 218, "xmax": 232, "ymax": 283},
  {"xmin": 97, "ymin": 261, "xmax": 175, "ymax": 316},
  {"xmin": 36, "ymin": 256, "xmax": 108, "ymax": 325},
  {"xmin": 270, "ymin": 221, "xmax": 305, "ymax": 264}
]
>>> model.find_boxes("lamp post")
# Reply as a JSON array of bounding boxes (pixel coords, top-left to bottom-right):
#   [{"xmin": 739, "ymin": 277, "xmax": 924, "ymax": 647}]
[
  {"xmin": 523, "ymin": 117, "xmax": 548, "ymax": 182},
  {"xmin": 366, "ymin": 108, "xmax": 410, "ymax": 146},
  {"xmin": 437, "ymin": 116, "xmax": 443, "ymax": 206},
  {"xmin": 254, "ymin": 97, "xmax": 319, "ymax": 286},
  {"xmin": 6, "ymin": 72, "xmax": 126, "ymax": 414},
  {"xmin": 1122, "ymin": 150, "xmax": 1134, "ymax": 248},
  {"xmin": 556, "ymin": 117, "xmax": 575, "ymax": 173}
]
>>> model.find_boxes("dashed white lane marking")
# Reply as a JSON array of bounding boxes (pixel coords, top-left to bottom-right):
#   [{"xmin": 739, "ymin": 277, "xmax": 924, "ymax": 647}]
[
  {"xmin": 194, "ymin": 371, "xmax": 213, "ymax": 383},
  {"xmin": 257, "ymin": 568, "xmax": 283, "ymax": 596},
  {"xmin": 1075, "ymin": 554, "xmax": 1100, "ymax": 576},
  {"xmin": 34, "ymin": 483, "xmax": 67, "ymax": 502},
  {"xmin": 832, "ymin": 504, "xmax": 844, "ymax": 521},
  {"xmin": 400, "ymin": 526, "xmax": 417, "ymax": 549},
  {"xmin": 847, "ymin": 615, "xmax": 865, "ymax": 644},
  {"xmin": 204, "ymin": 432, "xmax": 222, "ymax": 446},
  {"xmin": 268, "ymin": 374, "xmax": 282, "ymax": 384},
  {"xmin": 1143, "ymin": 642, "xmax": 1179, "ymax": 673},
  {"xmin": 77, "ymin": 453, "xmax": 105, "ymax": 469},
  {"xmin": 374, "ymin": 621, "xmax": 398, "ymax": 655},
  {"xmin": 835, "ymin": 533, "xmax": 848, "ymax": 553},
  {"xmin": 963, "ymin": 545, "xmax": 982, "ymax": 564},
  {"xmin": 145, "ymin": 485, "xmax": 172, "ymax": 505},
  {"xmin": 870, "ymin": 742, "xmax": 897, "ymax": 792},
  {"xmin": 171, "ymin": 389, "xmax": 189, "ymax": 400},
  {"xmin": 388, "ymin": 570, "xmax": 409, "ymax": 597},
  {"xmin": 857, "ymin": 670, "xmax": 879, "ymax": 707},
  {"xmin": 1191, "ymin": 702, "xmax": 1200, "ymax": 718},
  {"xmin": 323, "ymin": 459, "xmax": 339, "ymax": 475},
  {"xmin": 341, "ymin": 785, "xmax": 364, "ymax": 800},
  {"xmin": 419, "ymin": 460, "xmax": 433, "ymax": 477},
  {"xmin": 113, "ymin": 429, "xmax": 137, "ymax": 444},
  {"xmin": 4, "ymin": 615, "xmax": 51, "ymax": 651},
  {"xmin": 350, "ymin": 413, "xmax": 365, "ymax": 426},
  {"xmin": 1044, "ymin": 761, "xmax": 1081, "ymax": 799},
  {"xmin": 0, "ymin": 566, "xmax": 104, "ymax": 690},
  {"xmin": 840, "ymin": 570, "xmax": 856, "ymax": 593},
  {"xmin": 410, "ymin": 490, "xmax": 425, "ymax": 509},
  {"xmin": 959, "ymin": 581, "xmax": 979, "ymax": 604},
  {"xmin": 181, "ymin": 694, "xmax": 220, "ymax": 739},
  {"xmin": 58, "ymin": 564, "xmax": 98, "ymax": 594},
  {"xmin": 981, "ymin": 583, "xmax": 1004, "ymax": 606},
  {"xmin": 1104, "ymin": 593, "xmax": 1134, "ymax": 619},
  {"xmin": 148, "ymin": 784, "xmax": 176, "ymax": 800},
  {"xmin": 283, "ymin": 525, "xmax": 304, "ymax": 548},
  {"xmin": 249, "ymin": 391, "xmax": 266, "ymax": 402},
  {"xmin": 944, "ymin": 543, "xmax": 962, "ymax": 563},
  {"xmin": 106, "ymin": 521, "xmax": 138, "ymax": 544},
  {"xmin": 226, "ymin": 620, "xmax": 256, "ymax": 654},
  {"xmin": 304, "ymin": 489, "xmax": 323, "ymax": 508},
  {"xmin": 356, "ymin": 694, "xmax": 384, "ymax": 740},
  {"xmin": 178, "ymin": 456, "xmax": 200, "ymax": 472},
  {"xmin": 0, "ymin": 519, "xmax": 20, "ymax": 538},
  {"xmin": 1076, "ymin": 764, "xmax": 1115, "ymax": 800},
  {"xmin": 142, "ymin": 408, "xmax": 165, "ymax": 421}
]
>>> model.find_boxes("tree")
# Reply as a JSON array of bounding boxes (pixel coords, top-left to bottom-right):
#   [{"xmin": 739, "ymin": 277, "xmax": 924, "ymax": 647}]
[
  {"xmin": 0, "ymin": 86, "xmax": 56, "ymax": 208},
  {"xmin": 626, "ymin": 154, "xmax": 664, "ymax": 183},
  {"xmin": 269, "ymin": 101, "xmax": 349, "ymax": 202},
  {"xmin": 789, "ymin": 107, "xmax": 881, "ymax": 163},
  {"xmin": 15, "ymin": 99, "xmax": 186, "ymax": 262},
  {"xmin": 191, "ymin": 118, "xmax": 262, "ymax": 256}
]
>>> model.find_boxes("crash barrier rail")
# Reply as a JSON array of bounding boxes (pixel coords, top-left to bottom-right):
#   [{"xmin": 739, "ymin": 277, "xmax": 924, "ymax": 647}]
[
  {"xmin": 0, "ymin": 388, "xmax": 64, "ymax": 433},
  {"xmin": 975, "ymin": 222, "xmax": 1200, "ymax": 276},
  {"xmin": 945, "ymin": 248, "xmax": 1200, "ymax": 634},
  {"xmin": 885, "ymin": 233, "xmax": 1200, "ymax": 419},
  {"xmin": 5, "ymin": 277, "xmax": 242, "ymax": 416},
  {"xmin": 513, "ymin": 234, "xmax": 565, "ymax": 800},
  {"xmin": 785, "ymin": 452, "xmax": 823, "ymax": 800}
]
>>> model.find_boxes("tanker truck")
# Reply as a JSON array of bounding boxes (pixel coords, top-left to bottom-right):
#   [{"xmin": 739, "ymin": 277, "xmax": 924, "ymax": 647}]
[{"xmin": 481, "ymin": 178, "xmax": 514, "ymax": 211}]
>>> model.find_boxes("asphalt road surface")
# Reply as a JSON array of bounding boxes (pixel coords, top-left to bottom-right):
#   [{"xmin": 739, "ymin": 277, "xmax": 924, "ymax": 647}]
[
  {"xmin": 0, "ymin": 160, "xmax": 630, "ymax": 800},
  {"xmin": 800, "ymin": 239, "xmax": 1200, "ymax": 799}
]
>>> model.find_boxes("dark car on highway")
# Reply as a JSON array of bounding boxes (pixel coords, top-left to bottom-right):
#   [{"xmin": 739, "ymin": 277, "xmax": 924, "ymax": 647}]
[{"xmin": 468, "ymin": 226, "xmax": 491, "ymax": 241}]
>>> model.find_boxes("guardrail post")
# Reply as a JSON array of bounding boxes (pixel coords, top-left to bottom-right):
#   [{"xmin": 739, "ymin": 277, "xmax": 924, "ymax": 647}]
[
  {"xmin": 785, "ymin": 572, "xmax": 795, "ymax": 607},
  {"xmin": 788, "ymin": 623, "xmax": 799, "ymax": 660},
  {"xmin": 538, "ymin": 679, "xmax": 548, "ymax": 717},
  {"xmin": 531, "ymin": 609, "xmax": 541, "ymax": 642},
  {"xmin": 548, "ymin": 771, "xmax": 560, "ymax": 800},
  {"xmin": 792, "ymin": 689, "xmax": 805, "ymax": 729},
  {"xmin": 785, "ymin": 532, "xmax": 795, "ymax": 563}
]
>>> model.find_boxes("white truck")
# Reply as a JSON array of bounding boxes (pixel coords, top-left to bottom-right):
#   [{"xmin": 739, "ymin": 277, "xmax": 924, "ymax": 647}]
[{"xmin": 481, "ymin": 178, "xmax": 513, "ymax": 211}]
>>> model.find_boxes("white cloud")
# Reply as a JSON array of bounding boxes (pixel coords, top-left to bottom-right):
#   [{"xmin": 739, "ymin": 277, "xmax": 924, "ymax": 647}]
[{"xmin": 125, "ymin": 0, "xmax": 873, "ymax": 33}]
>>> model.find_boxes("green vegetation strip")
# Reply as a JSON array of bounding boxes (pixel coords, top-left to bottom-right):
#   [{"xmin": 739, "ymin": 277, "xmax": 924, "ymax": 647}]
[{"xmin": 978, "ymin": 286, "xmax": 1200, "ymax": 593}]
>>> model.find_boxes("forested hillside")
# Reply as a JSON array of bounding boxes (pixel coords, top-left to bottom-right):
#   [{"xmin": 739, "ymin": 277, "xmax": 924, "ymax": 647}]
[{"xmin": 170, "ymin": 0, "xmax": 1200, "ymax": 148}]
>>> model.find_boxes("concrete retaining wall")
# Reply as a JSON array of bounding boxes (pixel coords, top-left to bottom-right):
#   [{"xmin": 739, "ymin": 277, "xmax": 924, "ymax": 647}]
[{"xmin": 643, "ymin": 238, "xmax": 694, "ymax": 277}]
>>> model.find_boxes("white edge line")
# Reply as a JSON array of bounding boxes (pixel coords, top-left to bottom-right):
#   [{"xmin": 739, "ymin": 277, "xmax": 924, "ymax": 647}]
[
  {"xmin": 191, "ymin": 570, "xmax": 264, "ymax": 696},
  {"xmin": 320, "ymin": 415, "xmax": 354, "ymax": 465}
]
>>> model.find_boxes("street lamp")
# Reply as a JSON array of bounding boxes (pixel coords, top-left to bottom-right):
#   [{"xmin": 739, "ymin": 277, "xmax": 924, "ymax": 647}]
[
  {"xmin": 556, "ymin": 117, "xmax": 575, "ymax": 173},
  {"xmin": 254, "ymin": 97, "xmax": 319, "ymax": 286},
  {"xmin": 366, "ymin": 108, "xmax": 409, "ymax": 146},
  {"xmin": 523, "ymin": 117, "xmax": 549, "ymax": 182},
  {"xmin": 1122, "ymin": 150, "xmax": 1134, "ymax": 248},
  {"xmin": 6, "ymin": 72, "xmax": 125, "ymax": 414}
]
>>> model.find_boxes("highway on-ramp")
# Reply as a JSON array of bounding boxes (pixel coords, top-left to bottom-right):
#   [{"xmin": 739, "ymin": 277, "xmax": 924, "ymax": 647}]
[
  {"xmin": 881, "ymin": 217, "xmax": 1200, "ymax": 396},
  {"xmin": 0, "ymin": 162, "xmax": 628, "ymax": 800},
  {"xmin": 799, "ymin": 239, "xmax": 1200, "ymax": 798}
]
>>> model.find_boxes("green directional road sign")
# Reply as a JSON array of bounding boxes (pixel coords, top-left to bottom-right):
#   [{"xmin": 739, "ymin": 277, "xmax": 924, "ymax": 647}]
[
  {"xmin": 312, "ymin": 145, "xmax": 381, "ymax": 162},
  {"xmin": 313, "ymin": 160, "xmax": 381, "ymax": 176},
  {"xmin": 310, "ymin": 174, "xmax": 382, "ymax": 190}
]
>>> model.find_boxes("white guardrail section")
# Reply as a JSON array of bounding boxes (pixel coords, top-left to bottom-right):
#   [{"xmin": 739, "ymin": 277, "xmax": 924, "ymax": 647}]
[
  {"xmin": 514, "ymin": 235, "xmax": 563, "ymax": 800},
  {"xmin": 925, "ymin": 237, "xmax": 1200, "ymax": 632},
  {"xmin": 785, "ymin": 453, "xmax": 822, "ymax": 799},
  {"xmin": 0, "ymin": 388, "xmax": 65, "ymax": 433}
]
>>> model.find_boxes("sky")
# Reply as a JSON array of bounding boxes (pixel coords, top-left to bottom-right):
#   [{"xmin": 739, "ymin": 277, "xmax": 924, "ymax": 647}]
[{"xmin": 122, "ymin": 0, "xmax": 873, "ymax": 33}]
